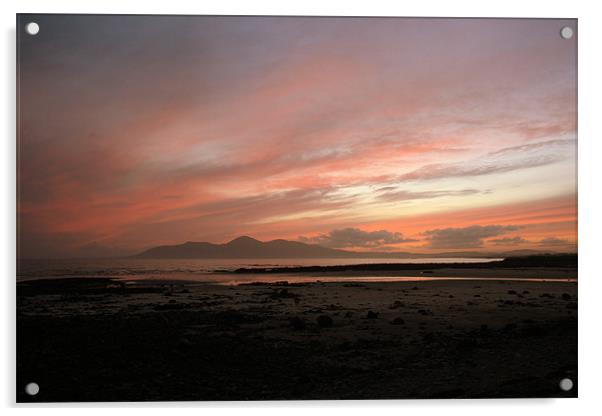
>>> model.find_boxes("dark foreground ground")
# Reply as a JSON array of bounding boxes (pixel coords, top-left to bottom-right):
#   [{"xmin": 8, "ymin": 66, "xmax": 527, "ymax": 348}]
[{"xmin": 17, "ymin": 277, "xmax": 577, "ymax": 402}]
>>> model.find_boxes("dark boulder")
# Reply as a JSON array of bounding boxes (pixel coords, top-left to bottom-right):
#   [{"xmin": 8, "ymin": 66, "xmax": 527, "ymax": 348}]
[{"xmin": 316, "ymin": 314, "xmax": 333, "ymax": 328}]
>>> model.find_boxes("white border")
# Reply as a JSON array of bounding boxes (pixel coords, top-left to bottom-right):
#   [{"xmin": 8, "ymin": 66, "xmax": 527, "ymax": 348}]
[{"xmin": 3, "ymin": 0, "xmax": 602, "ymax": 414}]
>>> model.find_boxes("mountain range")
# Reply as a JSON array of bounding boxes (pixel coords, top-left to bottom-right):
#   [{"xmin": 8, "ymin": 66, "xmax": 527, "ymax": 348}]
[{"xmin": 132, "ymin": 236, "xmax": 554, "ymax": 259}]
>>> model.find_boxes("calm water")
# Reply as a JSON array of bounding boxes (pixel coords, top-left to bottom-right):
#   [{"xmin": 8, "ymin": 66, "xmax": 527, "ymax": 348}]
[
  {"xmin": 18, "ymin": 257, "xmax": 503, "ymax": 282},
  {"xmin": 201, "ymin": 275, "xmax": 577, "ymax": 285}
]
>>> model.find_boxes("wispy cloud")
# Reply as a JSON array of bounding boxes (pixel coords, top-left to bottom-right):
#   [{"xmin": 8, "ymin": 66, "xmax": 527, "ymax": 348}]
[
  {"xmin": 538, "ymin": 237, "xmax": 572, "ymax": 246},
  {"xmin": 376, "ymin": 188, "xmax": 482, "ymax": 203},
  {"xmin": 487, "ymin": 236, "xmax": 527, "ymax": 246},
  {"xmin": 299, "ymin": 227, "xmax": 416, "ymax": 249},
  {"xmin": 423, "ymin": 225, "xmax": 520, "ymax": 249},
  {"xmin": 397, "ymin": 139, "xmax": 574, "ymax": 182}
]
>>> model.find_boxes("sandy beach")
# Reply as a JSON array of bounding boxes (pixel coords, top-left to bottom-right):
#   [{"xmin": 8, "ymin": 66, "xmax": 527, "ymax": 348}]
[{"xmin": 17, "ymin": 274, "xmax": 577, "ymax": 401}]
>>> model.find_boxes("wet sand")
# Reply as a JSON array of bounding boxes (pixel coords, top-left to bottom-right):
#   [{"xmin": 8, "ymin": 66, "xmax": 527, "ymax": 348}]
[{"xmin": 17, "ymin": 276, "xmax": 577, "ymax": 402}]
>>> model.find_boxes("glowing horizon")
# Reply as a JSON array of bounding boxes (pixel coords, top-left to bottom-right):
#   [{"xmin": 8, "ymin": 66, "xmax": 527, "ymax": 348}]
[{"xmin": 18, "ymin": 16, "xmax": 577, "ymax": 258}]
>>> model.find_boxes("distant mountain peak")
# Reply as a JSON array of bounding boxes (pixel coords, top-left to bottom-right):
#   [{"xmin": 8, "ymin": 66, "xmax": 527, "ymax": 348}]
[
  {"xmin": 132, "ymin": 236, "xmax": 563, "ymax": 260},
  {"xmin": 227, "ymin": 235, "xmax": 260, "ymax": 243},
  {"xmin": 133, "ymin": 236, "xmax": 351, "ymax": 259}
]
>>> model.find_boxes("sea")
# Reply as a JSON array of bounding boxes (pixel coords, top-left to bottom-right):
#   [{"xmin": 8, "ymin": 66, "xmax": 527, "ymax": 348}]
[{"xmin": 17, "ymin": 257, "xmax": 505, "ymax": 285}]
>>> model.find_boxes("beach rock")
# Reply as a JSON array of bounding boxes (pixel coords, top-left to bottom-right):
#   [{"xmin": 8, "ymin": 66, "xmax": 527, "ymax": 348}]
[
  {"xmin": 389, "ymin": 300, "xmax": 405, "ymax": 309},
  {"xmin": 562, "ymin": 293, "xmax": 571, "ymax": 301},
  {"xmin": 456, "ymin": 338, "xmax": 478, "ymax": 352},
  {"xmin": 520, "ymin": 325, "xmax": 546, "ymax": 337},
  {"xmin": 162, "ymin": 284, "xmax": 175, "ymax": 296},
  {"xmin": 153, "ymin": 302, "xmax": 187, "ymax": 311},
  {"xmin": 289, "ymin": 316, "xmax": 306, "ymax": 330},
  {"xmin": 271, "ymin": 289, "xmax": 289, "ymax": 298},
  {"xmin": 418, "ymin": 309, "xmax": 433, "ymax": 316},
  {"xmin": 540, "ymin": 293, "xmax": 554, "ymax": 299},
  {"xmin": 269, "ymin": 288, "xmax": 299, "ymax": 300},
  {"xmin": 503, "ymin": 323, "xmax": 518, "ymax": 331},
  {"xmin": 177, "ymin": 337, "xmax": 192, "ymax": 347},
  {"xmin": 423, "ymin": 332, "xmax": 435, "ymax": 342},
  {"xmin": 366, "ymin": 311, "xmax": 379, "ymax": 319},
  {"xmin": 508, "ymin": 290, "xmax": 517, "ymax": 295},
  {"xmin": 390, "ymin": 317, "xmax": 405, "ymax": 325},
  {"xmin": 214, "ymin": 310, "xmax": 247, "ymax": 326},
  {"xmin": 316, "ymin": 314, "xmax": 333, "ymax": 328}
]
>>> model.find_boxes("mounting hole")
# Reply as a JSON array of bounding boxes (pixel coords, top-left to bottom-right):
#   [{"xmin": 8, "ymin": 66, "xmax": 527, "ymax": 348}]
[
  {"xmin": 25, "ymin": 382, "xmax": 40, "ymax": 396},
  {"xmin": 559, "ymin": 378, "xmax": 573, "ymax": 391},
  {"xmin": 25, "ymin": 22, "xmax": 40, "ymax": 36},
  {"xmin": 560, "ymin": 26, "xmax": 573, "ymax": 40}
]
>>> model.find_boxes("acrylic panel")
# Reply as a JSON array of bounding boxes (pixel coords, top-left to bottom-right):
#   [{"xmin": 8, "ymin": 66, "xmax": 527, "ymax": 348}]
[{"xmin": 16, "ymin": 14, "xmax": 577, "ymax": 402}]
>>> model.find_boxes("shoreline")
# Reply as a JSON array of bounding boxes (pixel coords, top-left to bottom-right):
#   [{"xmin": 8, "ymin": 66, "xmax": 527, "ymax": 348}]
[
  {"xmin": 17, "ymin": 263, "xmax": 578, "ymax": 286},
  {"xmin": 16, "ymin": 269, "xmax": 578, "ymax": 286},
  {"xmin": 233, "ymin": 254, "xmax": 577, "ymax": 274}
]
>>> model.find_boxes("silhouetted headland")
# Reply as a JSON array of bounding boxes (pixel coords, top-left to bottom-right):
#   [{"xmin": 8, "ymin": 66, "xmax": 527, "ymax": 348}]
[{"xmin": 234, "ymin": 254, "xmax": 577, "ymax": 274}]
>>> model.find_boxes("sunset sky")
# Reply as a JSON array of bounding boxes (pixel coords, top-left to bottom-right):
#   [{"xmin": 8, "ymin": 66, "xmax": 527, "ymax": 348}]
[{"xmin": 18, "ymin": 15, "xmax": 577, "ymax": 258}]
